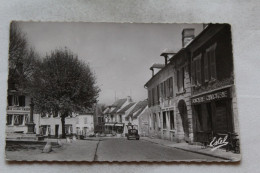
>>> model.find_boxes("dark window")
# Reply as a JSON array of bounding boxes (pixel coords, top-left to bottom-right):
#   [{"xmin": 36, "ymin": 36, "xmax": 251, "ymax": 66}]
[
  {"xmin": 157, "ymin": 85, "xmax": 160, "ymax": 103},
  {"xmin": 7, "ymin": 115, "xmax": 12, "ymax": 125},
  {"xmin": 169, "ymin": 77, "xmax": 173, "ymax": 97},
  {"xmin": 18, "ymin": 96, "xmax": 25, "ymax": 106},
  {"xmin": 204, "ymin": 53, "xmax": 209, "ymax": 82},
  {"xmin": 170, "ymin": 111, "xmax": 174, "ymax": 130},
  {"xmin": 196, "ymin": 55, "xmax": 202, "ymax": 85},
  {"xmin": 8, "ymin": 95, "xmax": 13, "ymax": 106},
  {"xmin": 160, "ymin": 83, "xmax": 164, "ymax": 99},
  {"xmin": 206, "ymin": 43, "xmax": 217, "ymax": 81},
  {"xmin": 163, "ymin": 112, "xmax": 167, "ymax": 129},
  {"xmin": 191, "ymin": 60, "xmax": 196, "ymax": 86}
]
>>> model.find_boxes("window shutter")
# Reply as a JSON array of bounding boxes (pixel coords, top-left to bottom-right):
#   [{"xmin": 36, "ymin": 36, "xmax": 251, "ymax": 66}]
[
  {"xmin": 210, "ymin": 48, "xmax": 217, "ymax": 80},
  {"xmin": 191, "ymin": 60, "xmax": 196, "ymax": 86},
  {"xmin": 204, "ymin": 53, "xmax": 209, "ymax": 82},
  {"xmin": 196, "ymin": 57, "xmax": 202, "ymax": 85}
]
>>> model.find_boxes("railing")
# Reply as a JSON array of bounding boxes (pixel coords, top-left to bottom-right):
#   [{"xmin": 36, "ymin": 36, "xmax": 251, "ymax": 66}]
[{"xmin": 7, "ymin": 106, "xmax": 30, "ymax": 111}]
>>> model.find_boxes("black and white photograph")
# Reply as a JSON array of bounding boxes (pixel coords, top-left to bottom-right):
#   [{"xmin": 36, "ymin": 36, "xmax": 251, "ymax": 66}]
[{"xmin": 5, "ymin": 22, "xmax": 241, "ymax": 162}]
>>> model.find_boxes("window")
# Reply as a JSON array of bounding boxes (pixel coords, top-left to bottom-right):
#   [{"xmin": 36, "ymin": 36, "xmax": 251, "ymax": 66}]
[
  {"xmin": 204, "ymin": 53, "xmax": 209, "ymax": 82},
  {"xmin": 8, "ymin": 95, "xmax": 13, "ymax": 106},
  {"xmin": 13, "ymin": 115, "xmax": 23, "ymax": 125},
  {"xmin": 207, "ymin": 43, "xmax": 217, "ymax": 80},
  {"xmin": 157, "ymin": 85, "xmax": 160, "ymax": 103},
  {"xmin": 177, "ymin": 68, "xmax": 184, "ymax": 92},
  {"xmin": 169, "ymin": 77, "xmax": 173, "ymax": 97},
  {"xmin": 24, "ymin": 115, "xmax": 29, "ymax": 124},
  {"xmin": 13, "ymin": 95, "xmax": 19, "ymax": 106},
  {"xmin": 170, "ymin": 111, "xmax": 174, "ymax": 130},
  {"xmin": 158, "ymin": 112, "xmax": 161, "ymax": 131},
  {"xmin": 160, "ymin": 83, "xmax": 164, "ymax": 99},
  {"xmin": 191, "ymin": 60, "xmax": 196, "ymax": 86},
  {"xmin": 18, "ymin": 96, "xmax": 25, "ymax": 106},
  {"xmin": 119, "ymin": 115, "xmax": 122, "ymax": 122},
  {"xmin": 196, "ymin": 56, "xmax": 202, "ymax": 85},
  {"xmin": 153, "ymin": 113, "xmax": 156, "ymax": 130},
  {"xmin": 7, "ymin": 115, "xmax": 12, "ymax": 125},
  {"xmin": 163, "ymin": 112, "xmax": 167, "ymax": 129},
  {"xmin": 84, "ymin": 117, "xmax": 88, "ymax": 124},
  {"xmin": 164, "ymin": 80, "xmax": 168, "ymax": 98}
]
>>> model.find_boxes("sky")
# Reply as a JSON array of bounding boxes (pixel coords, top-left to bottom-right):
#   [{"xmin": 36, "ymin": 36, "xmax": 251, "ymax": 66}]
[{"xmin": 18, "ymin": 22, "xmax": 203, "ymax": 105}]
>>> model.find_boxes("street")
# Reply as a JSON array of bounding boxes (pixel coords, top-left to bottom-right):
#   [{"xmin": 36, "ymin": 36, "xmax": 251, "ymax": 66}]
[
  {"xmin": 95, "ymin": 138, "xmax": 222, "ymax": 161},
  {"xmin": 6, "ymin": 138, "xmax": 222, "ymax": 161}
]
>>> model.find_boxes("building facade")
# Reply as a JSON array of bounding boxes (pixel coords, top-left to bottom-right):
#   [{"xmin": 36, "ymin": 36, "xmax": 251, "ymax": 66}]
[{"xmin": 187, "ymin": 24, "xmax": 239, "ymax": 144}]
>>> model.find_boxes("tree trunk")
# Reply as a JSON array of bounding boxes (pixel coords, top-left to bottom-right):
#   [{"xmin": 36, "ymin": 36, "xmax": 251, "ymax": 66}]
[{"xmin": 61, "ymin": 115, "xmax": 66, "ymax": 138}]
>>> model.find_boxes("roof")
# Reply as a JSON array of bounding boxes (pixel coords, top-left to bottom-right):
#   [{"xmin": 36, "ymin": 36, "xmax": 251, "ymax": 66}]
[
  {"xmin": 111, "ymin": 98, "xmax": 127, "ymax": 107},
  {"xmin": 126, "ymin": 100, "xmax": 148, "ymax": 119},
  {"xmin": 117, "ymin": 102, "xmax": 135, "ymax": 114},
  {"xmin": 150, "ymin": 63, "xmax": 165, "ymax": 69},
  {"xmin": 103, "ymin": 98, "xmax": 128, "ymax": 114}
]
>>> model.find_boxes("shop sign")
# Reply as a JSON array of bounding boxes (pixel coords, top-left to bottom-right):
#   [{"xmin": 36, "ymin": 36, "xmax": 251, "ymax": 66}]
[{"xmin": 191, "ymin": 88, "xmax": 230, "ymax": 105}]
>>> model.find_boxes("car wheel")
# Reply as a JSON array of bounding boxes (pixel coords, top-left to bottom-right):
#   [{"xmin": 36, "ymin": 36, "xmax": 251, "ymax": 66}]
[{"xmin": 136, "ymin": 138, "xmax": 139, "ymax": 140}]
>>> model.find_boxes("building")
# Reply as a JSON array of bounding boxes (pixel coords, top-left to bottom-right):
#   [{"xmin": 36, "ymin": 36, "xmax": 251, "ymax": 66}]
[
  {"xmin": 38, "ymin": 110, "xmax": 94, "ymax": 138},
  {"xmin": 6, "ymin": 90, "xmax": 32, "ymax": 134},
  {"xmin": 124, "ymin": 100, "xmax": 148, "ymax": 135},
  {"xmin": 103, "ymin": 96, "xmax": 134, "ymax": 135},
  {"xmin": 144, "ymin": 57, "xmax": 177, "ymax": 141},
  {"xmin": 186, "ymin": 24, "xmax": 239, "ymax": 144},
  {"xmin": 137, "ymin": 105, "xmax": 149, "ymax": 137},
  {"xmin": 144, "ymin": 24, "xmax": 239, "ymax": 146}
]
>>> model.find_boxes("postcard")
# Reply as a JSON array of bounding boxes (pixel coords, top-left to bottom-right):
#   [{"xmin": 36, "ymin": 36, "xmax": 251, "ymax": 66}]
[{"xmin": 5, "ymin": 22, "xmax": 241, "ymax": 162}]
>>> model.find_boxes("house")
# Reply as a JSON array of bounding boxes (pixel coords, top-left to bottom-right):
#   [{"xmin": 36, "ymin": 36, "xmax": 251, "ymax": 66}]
[
  {"xmin": 103, "ymin": 96, "xmax": 134, "ymax": 135},
  {"xmin": 186, "ymin": 24, "xmax": 239, "ymax": 144},
  {"xmin": 38, "ymin": 110, "xmax": 94, "ymax": 138},
  {"xmin": 144, "ymin": 27, "xmax": 202, "ymax": 143},
  {"xmin": 6, "ymin": 90, "xmax": 32, "ymax": 134}
]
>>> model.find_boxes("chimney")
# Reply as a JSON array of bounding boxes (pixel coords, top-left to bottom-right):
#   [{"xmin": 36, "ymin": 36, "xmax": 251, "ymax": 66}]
[
  {"xmin": 182, "ymin": 28, "xmax": 195, "ymax": 47},
  {"xmin": 127, "ymin": 96, "xmax": 132, "ymax": 103}
]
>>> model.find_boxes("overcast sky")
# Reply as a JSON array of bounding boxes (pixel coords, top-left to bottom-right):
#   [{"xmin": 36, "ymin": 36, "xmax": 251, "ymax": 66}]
[{"xmin": 18, "ymin": 22, "xmax": 203, "ymax": 105}]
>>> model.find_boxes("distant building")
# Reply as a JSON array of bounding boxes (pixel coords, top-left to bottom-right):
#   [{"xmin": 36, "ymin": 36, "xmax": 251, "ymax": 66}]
[
  {"xmin": 38, "ymin": 110, "xmax": 94, "ymax": 138},
  {"xmin": 103, "ymin": 96, "xmax": 134, "ymax": 135},
  {"xmin": 137, "ymin": 105, "xmax": 149, "ymax": 137}
]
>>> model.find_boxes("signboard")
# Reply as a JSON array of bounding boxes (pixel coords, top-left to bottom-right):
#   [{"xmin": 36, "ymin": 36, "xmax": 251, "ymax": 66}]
[{"xmin": 191, "ymin": 88, "xmax": 230, "ymax": 105}]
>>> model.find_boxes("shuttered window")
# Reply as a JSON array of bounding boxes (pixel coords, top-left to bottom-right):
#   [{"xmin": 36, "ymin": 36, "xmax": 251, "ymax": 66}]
[
  {"xmin": 169, "ymin": 77, "xmax": 173, "ymax": 97},
  {"xmin": 204, "ymin": 53, "xmax": 209, "ymax": 82},
  {"xmin": 191, "ymin": 60, "xmax": 196, "ymax": 86},
  {"xmin": 206, "ymin": 43, "xmax": 217, "ymax": 81},
  {"xmin": 195, "ymin": 55, "xmax": 202, "ymax": 85}
]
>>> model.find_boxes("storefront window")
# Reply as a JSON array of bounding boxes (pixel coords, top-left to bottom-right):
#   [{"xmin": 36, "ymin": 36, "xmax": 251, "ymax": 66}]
[{"xmin": 163, "ymin": 112, "xmax": 167, "ymax": 129}]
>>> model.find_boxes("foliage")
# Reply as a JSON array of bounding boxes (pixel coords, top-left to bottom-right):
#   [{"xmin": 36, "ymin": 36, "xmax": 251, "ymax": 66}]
[
  {"xmin": 8, "ymin": 22, "xmax": 39, "ymax": 91},
  {"xmin": 31, "ymin": 48, "xmax": 100, "ymax": 137}
]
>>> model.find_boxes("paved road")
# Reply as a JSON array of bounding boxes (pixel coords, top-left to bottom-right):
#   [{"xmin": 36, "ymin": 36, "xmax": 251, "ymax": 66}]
[
  {"xmin": 6, "ymin": 138, "xmax": 222, "ymax": 161},
  {"xmin": 95, "ymin": 138, "xmax": 222, "ymax": 161}
]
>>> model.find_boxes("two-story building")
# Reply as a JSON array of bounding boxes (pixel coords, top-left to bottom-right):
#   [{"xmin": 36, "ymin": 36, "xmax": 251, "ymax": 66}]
[{"xmin": 186, "ymin": 24, "xmax": 239, "ymax": 144}]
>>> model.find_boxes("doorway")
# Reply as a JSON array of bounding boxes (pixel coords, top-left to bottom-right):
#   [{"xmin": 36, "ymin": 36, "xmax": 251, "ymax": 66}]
[{"xmin": 55, "ymin": 125, "xmax": 59, "ymax": 138}]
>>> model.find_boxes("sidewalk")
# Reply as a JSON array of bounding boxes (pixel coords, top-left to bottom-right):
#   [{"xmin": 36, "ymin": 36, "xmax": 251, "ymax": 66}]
[{"xmin": 141, "ymin": 137, "xmax": 241, "ymax": 161}]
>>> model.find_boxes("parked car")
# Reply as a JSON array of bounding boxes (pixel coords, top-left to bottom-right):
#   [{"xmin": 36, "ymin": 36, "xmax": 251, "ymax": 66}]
[{"xmin": 126, "ymin": 124, "xmax": 140, "ymax": 140}]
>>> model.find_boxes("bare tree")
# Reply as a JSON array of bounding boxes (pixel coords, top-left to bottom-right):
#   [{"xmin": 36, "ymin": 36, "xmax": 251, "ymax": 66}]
[{"xmin": 31, "ymin": 48, "xmax": 100, "ymax": 138}]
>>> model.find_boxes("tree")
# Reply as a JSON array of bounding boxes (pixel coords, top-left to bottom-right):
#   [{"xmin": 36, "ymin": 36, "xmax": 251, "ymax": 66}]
[
  {"xmin": 8, "ymin": 22, "xmax": 39, "ymax": 91},
  {"xmin": 31, "ymin": 48, "xmax": 100, "ymax": 138}
]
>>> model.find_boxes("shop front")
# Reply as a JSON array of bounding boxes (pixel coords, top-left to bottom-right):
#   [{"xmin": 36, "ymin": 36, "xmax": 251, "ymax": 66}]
[{"xmin": 191, "ymin": 87, "xmax": 234, "ymax": 145}]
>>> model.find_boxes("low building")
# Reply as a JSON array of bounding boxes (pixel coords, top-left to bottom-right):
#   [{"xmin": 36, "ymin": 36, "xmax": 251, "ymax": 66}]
[{"xmin": 38, "ymin": 110, "xmax": 94, "ymax": 138}]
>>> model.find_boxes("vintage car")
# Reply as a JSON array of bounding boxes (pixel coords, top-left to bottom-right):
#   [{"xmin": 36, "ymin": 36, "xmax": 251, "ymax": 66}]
[{"xmin": 126, "ymin": 124, "xmax": 140, "ymax": 140}]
